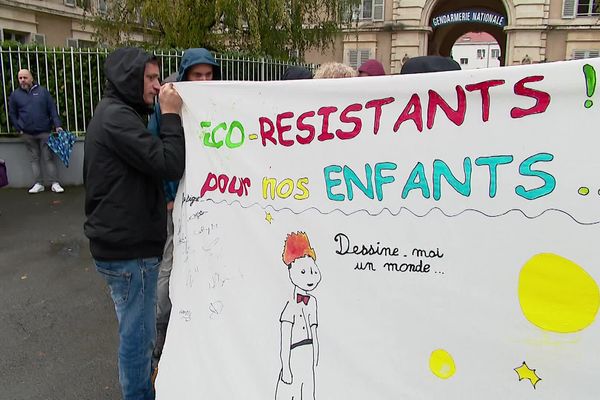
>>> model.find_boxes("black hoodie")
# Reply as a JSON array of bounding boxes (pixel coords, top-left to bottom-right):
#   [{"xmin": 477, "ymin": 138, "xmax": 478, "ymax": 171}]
[
  {"xmin": 83, "ymin": 47, "xmax": 185, "ymax": 261},
  {"xmin": 400, "ymin": 56, "xmax": 461, "ymax": 74}
]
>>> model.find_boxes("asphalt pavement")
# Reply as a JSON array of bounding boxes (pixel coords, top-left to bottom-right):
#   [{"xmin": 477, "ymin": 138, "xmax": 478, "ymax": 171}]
[{"xmin": 0, "ymin": 186, "xmax": 121, "ymax": 400}]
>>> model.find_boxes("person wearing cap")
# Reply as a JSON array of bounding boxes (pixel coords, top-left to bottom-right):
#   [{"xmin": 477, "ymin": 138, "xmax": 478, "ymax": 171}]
[
  {"xmin": 84, "ymin": 47, "xmax": 185, "ymax": 400},
  {"xmin": 147, "ymin": 48, "xmax": 220, "ymax": 373},
  {"xmin": 357, "ymin": 59, "xmax": 386, "ymax": 77}
]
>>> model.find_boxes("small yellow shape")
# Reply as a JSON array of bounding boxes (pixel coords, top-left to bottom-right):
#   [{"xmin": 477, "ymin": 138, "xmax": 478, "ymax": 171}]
[
  {"xmin": 518, "ymin": 253, "xmax": 600, "ymax": 333},
  {"xmin": 249, "ymin": 134, "xmax": 258, "ymax": 140},
  {"xmin": 265, "ymin": 212, "xmax": 273, "ymax": 224},
  {"xmin": 429, "ymin": 349, "xmax": 456, "ymax": 379},
  {"xmin": 514, "ymin": 361, "xmax": 541, "ymax": 389},
  {"xmin": 578, "ymin": 187, "xmax": 590, "ymax": 196}
]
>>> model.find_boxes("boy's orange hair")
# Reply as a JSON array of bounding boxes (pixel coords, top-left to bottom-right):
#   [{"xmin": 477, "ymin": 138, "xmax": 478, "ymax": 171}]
[{"xmin": 282, "ymin": 232, "xmax": 316, "ymax": 267}]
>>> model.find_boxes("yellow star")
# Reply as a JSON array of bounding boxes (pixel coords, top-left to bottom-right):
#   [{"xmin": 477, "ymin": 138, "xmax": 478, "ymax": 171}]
[
  {"xmin": 514, "ymin": 361, "xmax": 541, "ymax": 389},
  {"xmin": 265, "ymin": 212, "xmax": 273, "ymax": 224}
]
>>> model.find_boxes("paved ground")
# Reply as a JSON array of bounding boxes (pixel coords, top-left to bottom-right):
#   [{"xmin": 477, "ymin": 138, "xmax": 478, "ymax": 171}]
[{"xmin": 0, "ymin": 186, "xmax": 121, "ymax": 400}]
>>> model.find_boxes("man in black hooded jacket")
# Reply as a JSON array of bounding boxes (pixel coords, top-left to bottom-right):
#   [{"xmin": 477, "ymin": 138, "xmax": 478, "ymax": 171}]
[{"xmin": 83, "ymin": 47, "xmax": 185, "ymax": 400}]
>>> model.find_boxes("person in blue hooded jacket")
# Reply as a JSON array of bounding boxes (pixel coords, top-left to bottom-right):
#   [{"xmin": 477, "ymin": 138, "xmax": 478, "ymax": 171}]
[{"xmin": 148, "ymin": 48, "xmax": 220, "ymax": 371}]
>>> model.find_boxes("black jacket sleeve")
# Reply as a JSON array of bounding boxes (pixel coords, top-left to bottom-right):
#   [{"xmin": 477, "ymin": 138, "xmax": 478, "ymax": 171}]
[{"xmin": 103, "ymin": 105, "xmax": 185, "ymax": 181}]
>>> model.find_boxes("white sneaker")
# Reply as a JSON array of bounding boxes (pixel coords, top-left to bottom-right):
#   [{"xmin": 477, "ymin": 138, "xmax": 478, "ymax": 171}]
[
  {"xmin": 28, "ymin": 183, "xmax": 45, "ymax": 194},
  {"xmin": 51, "ymin": 182, "xmax": 65, "ymax": 193}
]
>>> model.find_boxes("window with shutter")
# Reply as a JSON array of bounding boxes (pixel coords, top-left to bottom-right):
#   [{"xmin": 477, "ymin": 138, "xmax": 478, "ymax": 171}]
[
  {"xmin": 349, "ymin": 50, "xmax": 359, "ymax": 68},
  {"xmin": 573, "ymin": 49, "xmax": 600, "ymax": 59},
  {"xmin": 32, "ymin": 34, "xmax": 46, "ymax": 46},
  {"xmin": 359, "ymin": 49, "xmax": 371, "ymax": 66},
  {"xmin": 373, "ymin": 0, "xmax": 384, "ymax": 21},
  {"xmin": 361, "ymin": 0, "xmax": 373, "ymax": 19},
  {"xmin": 66, "ymin": 38, "xmax": 79, "ymax": 48},
  {"xmin": 576, "ymin": 0, "xmax": 600, "ymax": 16},
  {"xmin": 348, "ymin": 48, "xmax": 372, "ymax": 68},
  {"xmin": 562, "ymin": 0, "xmax": 576, "ymax": 18}
]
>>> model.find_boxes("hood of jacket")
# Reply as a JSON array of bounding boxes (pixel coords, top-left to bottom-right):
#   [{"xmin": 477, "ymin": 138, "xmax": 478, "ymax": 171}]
[
  {"xmin": 177, "ymin": 48, "xmax": 221, "ymax": 82},
  {"xmin": 358, "ymin": 59, "xmax": 386, "ymax": 76},
  {"xmin": 104, "ymin": 47, "xmax": 156, "ymax": 114},
  {"xmin": 400, "ymin": 56, "xmax": 461, "ymax": 74},
  {"xmin": 282, "ymin": 66, "xmax": 313, "ymax": 80}
]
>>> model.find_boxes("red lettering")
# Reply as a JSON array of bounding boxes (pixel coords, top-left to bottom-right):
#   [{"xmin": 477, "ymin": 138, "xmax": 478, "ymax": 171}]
[
  {"xmin": 317, "ymin": 106, "xmax": 338, "ymax": 142},
  {"xmin": 217, "ymin": 174, "xmax": 228, "ymax": 192},
  {"xmin": 296, "ymin": 111, "xmax": 316, "ymax": 145},
  {"xmin": 365, "ymin": 97, "xmax": 395, "ymax": 135},
  {"xmin": 200, "ymin": 172, "xmax": 218, "ymax": 197},
  {"xmin": 511, "ymin": 76, "xmax": 551, "ymax": 119},
  {"xmin": 394, "ymin": 93, "xmax": 423, "ymax": 132},
  {"xmin": 276, "ymin": 112, "xmax": 294, "ymax": 147},
  {"xmin": 242, "ymin": 177, "xmax": 251, "ymax": 196},
  {"xmin": 227, "ymin": 176, "xmax": 251, "ymax": 197},
  {"xmin": 202, "ymin": 173, "xmax": 250, "ymax": 198},
  {"xmin": 336, "ymin": 103, "xmax": 363, "ymax": 140},
  {"xmin": 427, "ymin": 86, "xmax": 466, "ymax": 129},
  {"xmin": 465, "ymin": 79, "xmax": 506, "ymax": 122},
  {"xmin": 259, "ymin": 117, "xmax": 276, "ymax": 146}
]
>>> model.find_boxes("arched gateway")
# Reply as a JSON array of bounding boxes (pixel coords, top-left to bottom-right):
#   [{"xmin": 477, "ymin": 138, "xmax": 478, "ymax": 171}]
[{"xmin": 425, "ymin": 0, "xmax": 510, "ymax": 66}]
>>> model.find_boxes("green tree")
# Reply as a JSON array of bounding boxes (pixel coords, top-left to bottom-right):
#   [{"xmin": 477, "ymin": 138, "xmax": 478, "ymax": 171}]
[{"xmin": 85, "ymin": 0, "xmax": 359, "ymax": 59}]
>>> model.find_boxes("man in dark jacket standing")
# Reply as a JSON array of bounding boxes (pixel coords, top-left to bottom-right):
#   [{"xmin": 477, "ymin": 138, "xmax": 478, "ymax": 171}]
[
  {"xmin": 8, "ymin": 69, "xmax": 65, "ymax": 193},
  {"xmin": 84, "ymin": 47, "xmax": 185, "ymax": 400}
]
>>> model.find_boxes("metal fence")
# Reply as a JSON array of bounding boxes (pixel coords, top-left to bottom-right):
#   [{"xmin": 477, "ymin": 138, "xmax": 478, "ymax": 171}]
[{"xmin": 0, "ymin": 47, "xmax": 316, "ymax": 135}]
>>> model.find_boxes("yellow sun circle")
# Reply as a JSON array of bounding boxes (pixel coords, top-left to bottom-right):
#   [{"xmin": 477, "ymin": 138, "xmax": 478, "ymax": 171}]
[
  {"xmin": 519, "ymin": 253, "xmax": 600, "ymax": 333},
  {"xmin": 429, "ymin": 349, "xmax": 456, "ymax": 379}
]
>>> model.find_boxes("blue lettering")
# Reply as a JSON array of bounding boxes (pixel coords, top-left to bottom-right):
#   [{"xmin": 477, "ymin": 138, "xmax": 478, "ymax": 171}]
[
  {"xmin": 433, "ymin": 157, "xmax": 472, "ymax": 201},
  {"xmin": 475, "ymin": 155, "xmax": 514, "ymax": 198},
  {"xmin": 402, "ymin": 162, "xmax": 431, "ymax": 199},
  {"xmin": 324, "ymin": 165, "xmax": 344, "ymax": 201},
  {"xmin": 515, "ymin": 153, "xmax": 556, "ymax": 200}
]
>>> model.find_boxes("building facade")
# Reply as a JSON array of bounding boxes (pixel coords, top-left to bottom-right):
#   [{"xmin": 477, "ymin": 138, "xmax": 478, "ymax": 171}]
[
  {"xmin": 0, "ymin": 0, "xmax": 97, "ymax": 47},
  {"xmin": 305, "ymin": 0, "xmax": 600, "ymax": 73},
  {"xmin": 452, "ymin": 32, "xmax": 502, "ymax": 70}
]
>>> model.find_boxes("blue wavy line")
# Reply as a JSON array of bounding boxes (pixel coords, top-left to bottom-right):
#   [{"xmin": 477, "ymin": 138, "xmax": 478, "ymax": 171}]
[{"xmin": 195, "ymin": 198, "xmax": 600, "ymax": 226}]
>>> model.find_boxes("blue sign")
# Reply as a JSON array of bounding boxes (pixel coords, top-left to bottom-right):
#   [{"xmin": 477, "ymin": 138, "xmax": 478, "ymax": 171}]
[{"xmin": 432, "ymin": 9, "xmax": 507, "ymax": 28}]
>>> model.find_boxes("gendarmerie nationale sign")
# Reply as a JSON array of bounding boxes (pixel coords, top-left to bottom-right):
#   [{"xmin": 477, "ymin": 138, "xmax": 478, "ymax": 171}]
[{"xmin": 432, "ymin": 9, "xmax": 507, "ymax": 28}]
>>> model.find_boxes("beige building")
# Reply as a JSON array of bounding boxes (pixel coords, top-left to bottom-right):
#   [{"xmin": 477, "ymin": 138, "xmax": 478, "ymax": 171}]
[
  {"xmin": 0, "ymin": 0, "xmax": 147, "ymax": 47},
  {"xmin": 305, "ymin": 0, "xmax": 600, "ymax": 74},
  {"xmin": 0, "ymin": 0, "xmax": 99, "ymax": 47}
]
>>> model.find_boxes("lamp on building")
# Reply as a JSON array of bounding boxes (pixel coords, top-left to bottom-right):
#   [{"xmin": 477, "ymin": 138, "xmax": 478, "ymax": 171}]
[{"xmin": 521, "ymin": 54, "xmax": 532, "ymax": 64}]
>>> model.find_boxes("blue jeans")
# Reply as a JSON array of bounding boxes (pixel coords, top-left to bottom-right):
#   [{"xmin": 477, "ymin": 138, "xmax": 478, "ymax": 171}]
[{"xmin": 95, "ymin": 257, "xmax": 160, "ymax": 400}]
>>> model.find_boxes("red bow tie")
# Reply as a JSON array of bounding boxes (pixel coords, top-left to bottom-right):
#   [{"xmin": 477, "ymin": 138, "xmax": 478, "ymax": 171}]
[{"xmin": 296, "ymin": 293, "xmax": 310, "ymax": 305}]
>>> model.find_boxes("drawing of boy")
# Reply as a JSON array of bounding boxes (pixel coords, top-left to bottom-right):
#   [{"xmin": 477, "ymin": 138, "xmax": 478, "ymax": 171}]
[{"xmin": 275, "ymin": 232, "xmax": 322, "ymax": 400}]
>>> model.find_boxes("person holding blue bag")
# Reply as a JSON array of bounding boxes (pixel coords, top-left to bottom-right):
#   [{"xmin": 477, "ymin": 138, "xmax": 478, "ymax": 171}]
[{"xmin": 8, "ymin": 69, "xmax": 65, "ymax": 193}]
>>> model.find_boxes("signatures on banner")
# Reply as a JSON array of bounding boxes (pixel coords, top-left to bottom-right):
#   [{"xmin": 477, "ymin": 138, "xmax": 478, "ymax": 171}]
[{"xmin": 334, "ymin": 232, "xmax": 445, "ymax": 275}]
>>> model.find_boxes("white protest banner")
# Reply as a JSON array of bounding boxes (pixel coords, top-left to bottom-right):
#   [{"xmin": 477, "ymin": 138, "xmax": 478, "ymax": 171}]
[{"xmin": 156, "ymin": 59, "xmax": 600, "ymax": 399}]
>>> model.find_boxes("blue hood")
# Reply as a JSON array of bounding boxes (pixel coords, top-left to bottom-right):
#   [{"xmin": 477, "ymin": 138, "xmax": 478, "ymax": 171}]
[{"xmin": 177, "ymin": 48, "xmax": 221, "ymax": 81}]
